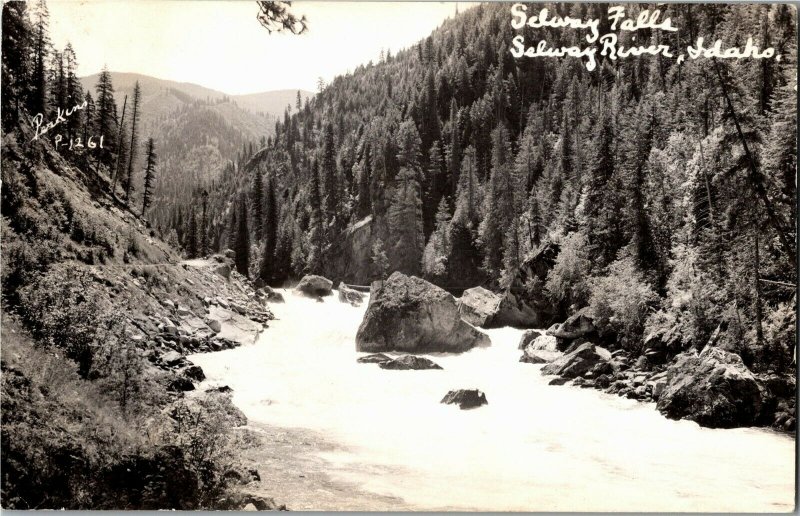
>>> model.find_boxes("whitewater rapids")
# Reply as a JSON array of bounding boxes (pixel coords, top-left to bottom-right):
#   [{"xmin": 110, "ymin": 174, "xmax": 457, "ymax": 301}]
[{"xmin": 191, "ymin": 289, "xmax": 795, "ymax": 512}]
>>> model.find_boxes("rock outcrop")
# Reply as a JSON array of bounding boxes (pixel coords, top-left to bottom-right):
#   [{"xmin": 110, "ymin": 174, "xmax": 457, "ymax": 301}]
[
  {"xmin": 295, "ymin": 275, "xmax": 333, "ymax": 297},
  {"xmin": 338, "ymin": 282, "xmax": 364, "ymax": 306},
  {"xmin": 656, "ymin": 346, "xmax": 764, "ymax": 428},
  {"xmin": 441, "ymin": 389, "xmax": 488, "ymax": 409},
  {"xmin": 356, "ymin": 272, "xmax": 490, "ymax": 353},
  {"xmin": 378, "ymin": 355, "xmax": 443, "ymax": 370},
  {"xmin": 457, "ymin": 287, "xmax": 501, "ymax": 327},
  {"xmin": 488, "ymin": 242, "xmax": 561, "ymax": 328}
]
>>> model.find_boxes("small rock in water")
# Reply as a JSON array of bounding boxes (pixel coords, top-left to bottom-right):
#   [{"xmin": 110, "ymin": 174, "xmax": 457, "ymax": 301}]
[
  {"xmin": 548, "ymin": 377, "xmax": 571, "ymax": 386},
  {"xmin": 441, "ymin": 389, "xmax": 488, "ymax": 409},
  {"xmin": 357, "ymin": 353, "xmax": 392, "ymax": 364},
  {"xmin": 379, "ymin": 355, "xmax": 442, "ymax": 370}
]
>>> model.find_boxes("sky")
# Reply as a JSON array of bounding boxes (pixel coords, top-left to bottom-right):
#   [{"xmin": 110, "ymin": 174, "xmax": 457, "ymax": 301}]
[{"xmin": 48, "ymin": 1, "xmax": 468, "ymax": 95}]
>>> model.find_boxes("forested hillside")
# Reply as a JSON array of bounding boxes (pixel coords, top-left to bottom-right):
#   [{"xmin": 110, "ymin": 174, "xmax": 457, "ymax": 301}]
[
  {"xmin": 78, "ymin": 72, "xmax": 313, "ymax": 240},
  {"xmin": 179, "ymin": 2, "xmax": 796, "ymax": 375},
  {"xmin": 0, "ymin": 1, "xmax": 291, "ymax": 509}
]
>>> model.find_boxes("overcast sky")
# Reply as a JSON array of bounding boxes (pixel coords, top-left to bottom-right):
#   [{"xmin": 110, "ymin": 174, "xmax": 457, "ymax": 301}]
[{"xmin": 48, "ymin": 1, "xmax": 468, "ymax": 95}]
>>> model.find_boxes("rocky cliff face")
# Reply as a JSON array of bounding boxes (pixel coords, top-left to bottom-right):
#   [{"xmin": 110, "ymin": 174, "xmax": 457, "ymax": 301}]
[{"xmin": 325, "ymin": 216, "xmax": 374, "ymax": 284}]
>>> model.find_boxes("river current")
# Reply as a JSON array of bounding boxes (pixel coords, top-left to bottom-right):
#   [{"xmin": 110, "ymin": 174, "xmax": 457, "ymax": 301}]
[{"xmin": 191, "ymin": 289, "xmax": 795, "ymax": 511}]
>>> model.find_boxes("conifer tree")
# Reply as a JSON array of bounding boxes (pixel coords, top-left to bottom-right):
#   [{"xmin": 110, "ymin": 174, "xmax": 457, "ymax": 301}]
[
  {"xmin": 186, "ymin": 209, "xmax": 198, "ymax": 258},
  {"xmin": 125, "ymin": 81, "xmax": 142, "ymax": 203},
  {"xmin": 252, "ymin": 171, "xmax": 264, "ymax": 241},
  {"xmin": 29, "ymin": 0, "xmax": 49, "ymax": 117},
  {"xmin": 321, "ymin": 122, "xmax": 338, "ymax": 225},
  {"xmin": 234, "ymin": 195, "xmax": 250, "ymax": 276},
  {"xmin": 258, "ymin": 176, "xmax": 278, "ymax": 282},
  {"xmin": 1, "ymin": 2, "xmax": 32, "ymax": 128},
  {"xmin": 95, "ymin": 67, "xmax": 117, "ymax": 166},
  {"xmin": 141, "ymin": 138, "xmax": 157, "ymax": 215}
]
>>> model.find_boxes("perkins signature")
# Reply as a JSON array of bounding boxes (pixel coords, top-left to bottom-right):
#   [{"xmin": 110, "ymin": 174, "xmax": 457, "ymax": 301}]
[{"xmin": 30, "ymin": 100, "xmax": 88, "ymax": 142}]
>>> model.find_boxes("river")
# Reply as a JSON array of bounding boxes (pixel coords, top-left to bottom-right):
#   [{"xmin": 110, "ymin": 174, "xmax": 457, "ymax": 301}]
[{"xmin": 190, "ymin": 288, "xmax": 795, "ymax": 512}]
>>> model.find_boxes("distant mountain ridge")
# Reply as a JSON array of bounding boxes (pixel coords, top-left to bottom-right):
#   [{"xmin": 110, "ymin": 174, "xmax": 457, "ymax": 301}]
[{"xmin": 79, "ymin": 72, "xmax": 313, "ymax": 118}]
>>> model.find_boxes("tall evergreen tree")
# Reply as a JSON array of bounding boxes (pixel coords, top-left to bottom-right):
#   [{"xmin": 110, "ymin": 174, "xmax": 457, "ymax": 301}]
[
  {"xmin": 258, "ymin": 176, "xmax": 278, "ymax": 282},
  {"xmin": 252, "ymin": 171, "xmax": 264, "ymax": 241},
  {"xmin": 321, "ymin": 122, "xmax": 338, "ymax": 225},
  {"xmin": 234, "ymin": 195, "xmax": 250, "ymax": 276},
  {"xmin": 29, "ymin": 0, "xmax": 49, "ymax": 117},
  {"xmin": 141, "ymin": 138, "xmax": 157, "ymax": 216},
  {"xmin": 95, "ymin": 67, "xmax": 117, "ymax": 166},
  {"xmin": 125, "ymin": 81, "xmax": 142, "ymax": 203}
]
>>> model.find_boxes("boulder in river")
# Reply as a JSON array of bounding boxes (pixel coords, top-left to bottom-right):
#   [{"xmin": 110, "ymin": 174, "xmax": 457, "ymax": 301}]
[
  {"xmin": 457, "ymin": 286, "xmax": 501, "ymax": 327},
  {"xmin": 441, "ymin": 389, "xmax": 488, "ymax": 409},
  {"xmin": 379, "ymin": 355, "xmax": 443, "ymax": 370},
  {"xmin": 338, "ymin": 282, "xmax": 364, "ymax": 306},
  {"xmin": 296, "ymin": 275, "xmax": 333, "ymax": 297},
  {"xmin": 517, "ymin": 329, "xmax": 542, "ymax": 349},
  {"xmin": 356, "ymin": 272, "xmax": 490, "ymax": 353},
  {"xmin": 357, "ymin": 353, "xmax": 393, "ymax": 364},
  {"xmin": 656, "ymin": 346, "xmax": 764, "ymax": 428},
  {"xmin": 541, "ymin": 342, "xmax": 611, "ymax": 379}
]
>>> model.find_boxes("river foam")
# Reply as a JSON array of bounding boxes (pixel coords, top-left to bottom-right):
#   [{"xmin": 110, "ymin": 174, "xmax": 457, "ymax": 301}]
[{"xmin": 191, "ymin": 289, "xmax": 795, "ymax": 511}]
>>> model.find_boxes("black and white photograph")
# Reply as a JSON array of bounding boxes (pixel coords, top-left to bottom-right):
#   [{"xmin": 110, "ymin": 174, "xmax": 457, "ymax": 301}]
[{"xmin": 0, "ymin": 0, "xmax": 797, "ymax": 511}]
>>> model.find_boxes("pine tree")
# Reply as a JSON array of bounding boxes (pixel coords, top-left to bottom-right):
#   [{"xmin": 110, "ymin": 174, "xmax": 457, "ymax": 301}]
[
  {"xmin": 29, "ymin": 0, "xmax": 49, "ymax": 117},
  {"xmin": 321, "ymin": 122, "xmax": 338, "ymax": 226},
  {"xmin": 1, "ymin": 2, "xmax": 32, "ymax": 128},
  {"xmin": 141, "ymin": 138, "xmax": 157, "ymax": 215},
  {"xmin": 252, "ymin": 171, "xmax": 264, "ymax": 240},
  {"xmin": 258, "ymin": 176, "xmax": 278, "ymax": 282},
  {"xmin": 186, "ymin": 209, "xmax": 198, "ymax": 258},
  {"xmin": 125, "ymin": 81, "xmax": 142, "ymax": 203},
  {"xmin": 200, "ymin": 190, "xmax": 209, "ymax": 256},
  {"xmin": 63, "ymin": 43, "xmax": 83, "ymax": 141},
  {"xmin": 95, "ymin": 67, "xmax": 117, "ymax": 166},
  {"xmin": 356, "ymin": 144, "xmax": 372, "ymax": 219},
  {"xmin": 234, "ymin": 195, "xmax": 250, "ymax": 276}
]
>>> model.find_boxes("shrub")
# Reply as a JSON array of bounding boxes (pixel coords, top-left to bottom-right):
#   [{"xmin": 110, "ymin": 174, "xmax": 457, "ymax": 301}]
[
  {"xmin": 545, "ymin": 231, "xmax": 591, "ymax": 309},
  {"xmin": 588, "ymin": 255, "xmax": 659, "ymax": 351},
  {"xmin": 17, "ymin": 264, "xmax": 119, "ymax": 377}
]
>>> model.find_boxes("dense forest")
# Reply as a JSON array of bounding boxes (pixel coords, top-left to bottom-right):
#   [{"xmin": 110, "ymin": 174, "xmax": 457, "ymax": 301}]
[{"xmin": 171, "ymin": 3, "xmax": 796, "ymax": 372}]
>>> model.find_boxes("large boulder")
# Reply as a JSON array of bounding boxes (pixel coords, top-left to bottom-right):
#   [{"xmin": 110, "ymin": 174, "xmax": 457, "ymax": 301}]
[
  {"xmin": 379, "ymin": 355, "xmax": 443, "ymax": 370},
  {"xmin": 488, "ymin": 242, "xmax": 560, "ymax": 328},
  {"xmin": 338, "ymin": 282, "xmax": 364, "ymax": 306},
  {"xmin": 457, "ymin": 287, "xmax": 501, "ymax": 327},
  {"xmin": 295, "ymin": 275, "xmax": 333, "ymax": 297},
  {"xmin": 548, "ymin": 310, "xmax": 597, "ymax": 341},
  {"xmin": 656, "ymin": 346, "xmax": 764, "ymax": 428},
  {"xmin": 356, "ymin": 272, "xmax": 490, "ymax": 353},
  {"xmin": 541, "ymin": 342, "xmax": 612, "ymax": 379},
  {"xmin": 441, "ymin": 389, "xmax": 488, "ymax": 409}
]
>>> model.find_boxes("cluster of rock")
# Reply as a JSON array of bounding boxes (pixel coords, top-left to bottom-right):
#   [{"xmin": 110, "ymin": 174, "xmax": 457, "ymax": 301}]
[
  {"xmin": 522, "ymin": 311, "xmax": 796, "ymax": 430},
  {"xmin": 357, "ymin": 353, "xmax": 442, "ymax": 370}
]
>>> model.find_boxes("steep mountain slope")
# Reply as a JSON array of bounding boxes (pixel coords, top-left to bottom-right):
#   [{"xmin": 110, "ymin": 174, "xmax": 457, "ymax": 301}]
[{"xmin": 78, "ymin": 72, "xmax": 311, "ymax": 234}]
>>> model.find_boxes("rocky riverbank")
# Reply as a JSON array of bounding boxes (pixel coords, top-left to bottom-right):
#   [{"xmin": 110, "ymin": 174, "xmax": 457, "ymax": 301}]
[{"xmin": 519, "ymin": 313, "xmax": 797, "ymax": 432}]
